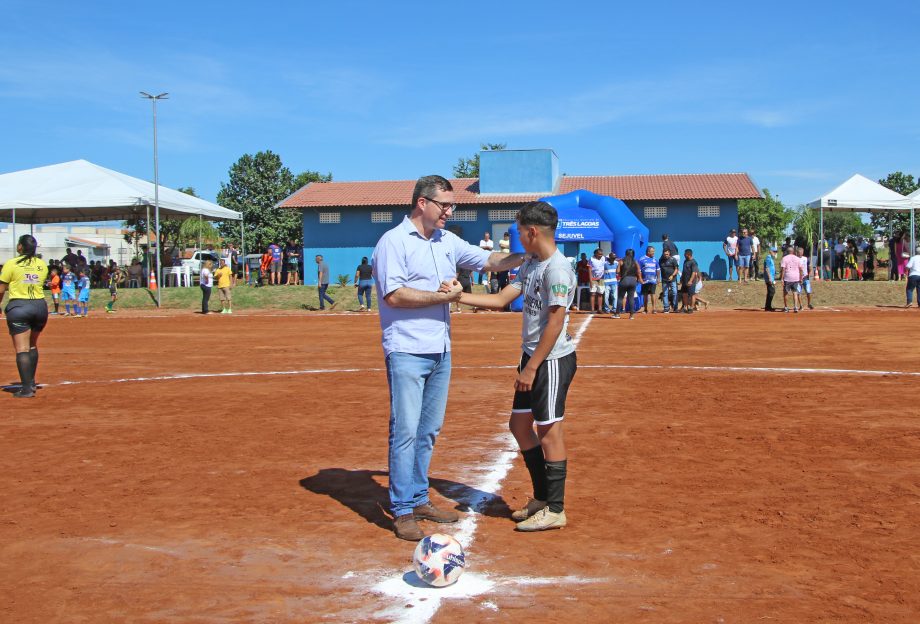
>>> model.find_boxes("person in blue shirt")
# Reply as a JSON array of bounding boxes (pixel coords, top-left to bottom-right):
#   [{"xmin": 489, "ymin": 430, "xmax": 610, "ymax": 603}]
[
  {"xmin": 637, "ymin": 246, "xmax": 660, "ymax": 315},
  {"xmin": 763, "ymin": 245, "xmax": 777, "ymax": 311},
  {"xmin": 60, "ymin": 263, "xmax": 77, "ymax": 316},
  {"xmin": 603, "ymin": 253, "xmax": 618, "ymax": 313},
  {"xmin": 372, "ymin": 174, "xmax": 524, "ymax": 541},
  {"xmin": 75, "ymin": 269, "xmax": 91, "ymax": 317},
  {"xmin": 737, "ymin": 228, "xmax": 754, "ymax": 282}
]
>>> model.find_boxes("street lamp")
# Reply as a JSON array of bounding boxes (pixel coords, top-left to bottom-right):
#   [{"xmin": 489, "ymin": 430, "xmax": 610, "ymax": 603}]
[{"xmin": 140, "ymin": 91, "xmax": 168, "ymax": 307}]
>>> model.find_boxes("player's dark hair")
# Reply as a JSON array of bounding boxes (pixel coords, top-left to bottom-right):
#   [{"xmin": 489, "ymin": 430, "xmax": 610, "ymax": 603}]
[
  {"xmin": 361, "ymin": 256, "xmax": 368, "ymax": 263},
  {"xmin": 411, "ymin": 175, "xmax": 453, "ymax": 210},
  {"xmin": 16, "ymin": 235, "xmax": 38, "ymax": 265},
  {"xmin": 516, "ymin": 201, "xmax": 558, "ymax": 230}
]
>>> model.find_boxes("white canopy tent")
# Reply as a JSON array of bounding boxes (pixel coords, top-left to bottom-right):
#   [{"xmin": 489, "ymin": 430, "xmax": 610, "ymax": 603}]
[
  {"xmin": 0, "ymin": 159, "xmax": 240, "ymax": 223},
  {"xmin": 806, "ymin": 174, "xmax": 917, "ymax": 260},
  {"xmin": 0, "ymin": 159, "xmax": 243, "ymax": 306}
]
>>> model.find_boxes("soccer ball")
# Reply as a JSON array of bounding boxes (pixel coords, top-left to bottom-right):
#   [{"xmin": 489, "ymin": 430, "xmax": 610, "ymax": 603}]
[{"xmin": 413, "ymin": 533, "xmax": 465, "ymax": 587}]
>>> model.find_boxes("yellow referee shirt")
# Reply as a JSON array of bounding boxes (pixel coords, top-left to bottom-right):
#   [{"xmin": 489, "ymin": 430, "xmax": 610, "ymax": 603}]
[
  {"xmin": 0, "ymin": 256, "xmax": 49, "ymax": 300},
  {"xmin": 214, "ymin": 266, "xmax": 232, "ymax": 289}
]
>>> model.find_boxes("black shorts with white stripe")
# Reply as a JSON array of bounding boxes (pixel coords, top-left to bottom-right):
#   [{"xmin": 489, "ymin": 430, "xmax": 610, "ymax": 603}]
[{"xmin": 511, "ymin": 351, "xmax": 577, "ymax": 425}]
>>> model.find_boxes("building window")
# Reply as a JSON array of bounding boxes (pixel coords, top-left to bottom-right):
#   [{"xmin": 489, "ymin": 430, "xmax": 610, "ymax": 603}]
[
  {"xmin": 698, "ymin": 205, "xmax": 720, "ymax": 218},
  {"xmin": 371, "ymin": 211, "xmax": 392, "ymax": 223},
  {"xmin": 644, "ymin": 206, "xmax": 668, "ymax": 219},
  {"xmin": 318, "ymin": 212, "xmax": 341, "ymax": 224},
  {"xmin": 488, "ymin": 209, "xmax": 518, "ymax": 221},
  {"xmin": 452, "ymin": 210, "xmax": 477, "ymax": 222}
]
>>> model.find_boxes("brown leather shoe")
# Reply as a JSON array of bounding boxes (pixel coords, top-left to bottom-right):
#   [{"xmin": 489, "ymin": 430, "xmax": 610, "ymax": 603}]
[
  {"xmin": 393, "ymin": 514, "xmax": 425, "ymax": 541},
  {"xmin": 413, "ymin": 502, "xmax": 459, "ymax": 524}
]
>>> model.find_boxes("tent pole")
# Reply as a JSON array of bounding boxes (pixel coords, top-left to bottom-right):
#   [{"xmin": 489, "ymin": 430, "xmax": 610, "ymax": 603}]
[
  {"xmin": 819, "ymin": 207, "xmax": 824, "ymax": 281},
  {"xmin": 240, "ymin": 217, "xmax": 245, "ymax": 259},
  {"xmin": 910, "ymin": 206, "xmax": 915, "ymax": 252},
  {"xmin": 11, "ymin": 207, "xmax": 15, "ymax": 250},
  {"xmin": 146, "ymin": 205, "xmax": 151, "ymax": 289}
]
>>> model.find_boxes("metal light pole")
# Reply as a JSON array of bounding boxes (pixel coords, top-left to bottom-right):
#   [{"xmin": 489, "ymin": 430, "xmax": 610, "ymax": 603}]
[{"xmin": 140, "ymin": 91, "xmax": 168, "ymax": 307}]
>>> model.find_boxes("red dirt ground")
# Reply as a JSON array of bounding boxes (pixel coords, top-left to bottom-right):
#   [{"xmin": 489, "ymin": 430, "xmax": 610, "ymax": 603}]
[{"xmin": 1, "ymin": 308, "xmax": 919, "ymax": 623}]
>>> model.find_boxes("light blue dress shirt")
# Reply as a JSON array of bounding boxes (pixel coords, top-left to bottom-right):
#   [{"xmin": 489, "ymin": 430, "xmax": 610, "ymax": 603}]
[{"xmin": 373, "ymin": 216, "xmax": 490, "ymax": 356}]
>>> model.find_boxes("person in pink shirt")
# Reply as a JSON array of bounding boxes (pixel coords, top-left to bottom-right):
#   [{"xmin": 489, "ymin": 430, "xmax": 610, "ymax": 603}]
[{"xmin": 778, "ymin": 247, "xmax": 803, "ymax": 313}]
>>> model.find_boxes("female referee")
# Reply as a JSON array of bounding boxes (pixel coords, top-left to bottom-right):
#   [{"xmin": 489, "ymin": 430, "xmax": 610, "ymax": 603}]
[{"xmin": 0, "ymin": 235, "xmax": 49, "ymax": 398}]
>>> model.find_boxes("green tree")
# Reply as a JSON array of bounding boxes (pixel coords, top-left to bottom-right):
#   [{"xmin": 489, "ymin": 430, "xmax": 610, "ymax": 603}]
[
  {"xmin": 123, "ymin": 186, "xmax": 199, "ymax": 257},
  {"xmin": 216, "ymin": 151, "xmax": 302, "ymax": 252},
  {"xmin": 293, "ymin": 169, "xmax": 333, "ymax": 189},
  {"xmin": 737, "ymin": 188, "xmax": 795, "ymax": 246},
  {"xmin": 178, "ymin": 218, "xmax": 220, "ymax": 248},
  {"xmin": 453, "ymin": 143, "xmax": 507, "ymax": 178},
  {"xmin": 873, "ymin": 171, "xmax": 919, "ymax": 234},
  {"xmin": 792, "ymin": 205, "xmax": 871, "ymax": 247}
]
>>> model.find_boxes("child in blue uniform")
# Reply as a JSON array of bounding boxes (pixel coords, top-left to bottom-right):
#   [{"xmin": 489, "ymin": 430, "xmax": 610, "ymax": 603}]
[
  {"xmin": 76, "ymin": 269, "xmax": 91, "ymax": 317},
  {"xmin": 60, "ymin": 263, "xmax": 76, "ymax": 316}
]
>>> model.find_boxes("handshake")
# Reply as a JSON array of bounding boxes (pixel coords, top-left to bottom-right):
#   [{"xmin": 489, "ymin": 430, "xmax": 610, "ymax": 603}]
[{"xmin": 438, "ymin": 279, "xmax": 463, "ymax": 301}]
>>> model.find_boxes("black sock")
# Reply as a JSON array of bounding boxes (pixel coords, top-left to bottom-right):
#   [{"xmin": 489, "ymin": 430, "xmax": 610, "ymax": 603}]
[
  {"xmin": 16, "ymin": 352, "xmax": 33, "ymax": 392},
  {"xmin": 521, "ymin": 445, "xmax": 548, "ymax": 501},
  {"xmin": 29, "ymin": 348, "xmax": 38, "ymax": 386},
  {"xmin": 546, "ymin": 460, "xmax": 567, "ymax": 513}
]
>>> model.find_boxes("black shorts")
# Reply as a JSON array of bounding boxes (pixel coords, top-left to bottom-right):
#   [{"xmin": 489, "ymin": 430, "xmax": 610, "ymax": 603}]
[
  {"xmin": 512, "ymin": 351, "xmax": 577, "ymax": 424},
  {"xmin": 5, "ymin": 299, "xmax": 49, "ymax": 336},
  {"xmin": 641, "ymin": 282, "xmax": 657, "ymax": 295}
]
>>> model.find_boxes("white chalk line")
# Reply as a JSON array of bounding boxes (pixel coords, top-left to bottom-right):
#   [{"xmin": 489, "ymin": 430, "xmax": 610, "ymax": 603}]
[
  {"xmin": 34, "ymin": 360, "xmax": 920, "ymax": 390},
  {"xmin": 371, "ymin": 314, "xmax": 596, "ymax": 623}
]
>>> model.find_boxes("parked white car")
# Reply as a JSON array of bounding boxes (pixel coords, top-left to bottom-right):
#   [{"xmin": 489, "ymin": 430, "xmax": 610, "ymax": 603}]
[{"xmin": 180, "ymin": 250, "xmax": 221, "ymax": 275}]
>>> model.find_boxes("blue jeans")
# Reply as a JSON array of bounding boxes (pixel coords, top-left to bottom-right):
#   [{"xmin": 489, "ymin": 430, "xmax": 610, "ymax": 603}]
[
  {"xmin": 318, "ymin": 283, "xmax": 335, "ymax": 309},
  {"xmin": 907, "ymin": 275, "xmax": 920, "ymax": 306},
  {"xmin": 386, "ymin": 351, "xmax": 452, "ymax": 517},
  {"xmin": 357, "ymin": 280, "xmax": 373, "ymax": 309},
  {"xmin": 662, "ymin": 280, "xmax": 678, "ymax": 311},
  {"xmin": 604, "ymin": 283, "xmax": 618, "ymax": 312}
]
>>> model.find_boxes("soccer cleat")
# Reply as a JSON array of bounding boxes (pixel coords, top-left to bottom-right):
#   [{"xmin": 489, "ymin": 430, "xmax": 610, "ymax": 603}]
[
  {"xmin": 413, "ymin": 502, "xmax": 459, "ymax": 523},
  {"xmin": 511, "ymin": 498, "xmax": 547, "ymax": 521},
  {"xmin": 394, "ymin": 514, "xmax": 425, "ymax": 541},
  {"xmin": 515, "ymin": 507, "xmax": 567, "ymax": 532}
]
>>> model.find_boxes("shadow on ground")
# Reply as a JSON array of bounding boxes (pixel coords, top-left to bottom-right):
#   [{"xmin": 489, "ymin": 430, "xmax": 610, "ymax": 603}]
[{"xmin": 299, "ymin": 468, "xmax": 511, "ymax": 531}]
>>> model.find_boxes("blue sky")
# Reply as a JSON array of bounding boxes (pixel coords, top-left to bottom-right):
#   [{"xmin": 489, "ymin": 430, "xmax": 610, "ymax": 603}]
[{"xmin": 2, "ymin": 0, "xmax": 918, "ymax": 210}]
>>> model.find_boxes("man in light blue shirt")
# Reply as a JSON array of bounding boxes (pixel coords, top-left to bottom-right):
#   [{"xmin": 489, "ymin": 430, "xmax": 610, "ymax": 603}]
[{"xmin": 372, "ymin": 174, "xmax": 524, "ymax": 541}]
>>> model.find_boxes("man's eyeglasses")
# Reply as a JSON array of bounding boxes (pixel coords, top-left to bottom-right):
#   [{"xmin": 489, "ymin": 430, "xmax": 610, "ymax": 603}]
[{"xmin": 424, "ymin": 197, "xmax": 457, "ymax": 212}]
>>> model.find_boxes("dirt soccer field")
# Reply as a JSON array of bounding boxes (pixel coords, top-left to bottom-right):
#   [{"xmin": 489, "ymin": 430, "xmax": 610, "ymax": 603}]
[{"xmin": 1, "ymin": 308, "xmax": 919, "ymax": 623}]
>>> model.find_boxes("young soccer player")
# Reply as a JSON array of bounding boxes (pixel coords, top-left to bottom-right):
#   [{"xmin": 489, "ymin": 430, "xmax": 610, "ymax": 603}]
[
  {"xmin": 106, "ymin": 264, "xmax": 123, "ymax": 313},
  {"xmin": 60, "ymin": 263, "xmax": 76, "ymax": 316},
  {"xmin": 76, "ymin": 268, "xmax": 91, "ymax": 317},
  {"xmin": 48, "ymin": 267, "xmax": 61, "ymax": 315},
  {"xmin": 452, "ymin": 201, "xmax": 577, "ymax": 531}
]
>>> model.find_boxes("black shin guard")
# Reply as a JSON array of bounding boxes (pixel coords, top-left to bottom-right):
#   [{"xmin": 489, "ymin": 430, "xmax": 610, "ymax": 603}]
[
  {"xmin": 545, "ymin": 460, "xmax": 567, "ymax": 513},
  {"xmin": 16, "ymin": 352, "xmax": 34, "ymax": 393},
  {"xmin": 521, "ymin": 445, "xmax": 548, "ymax": 501},
  {"xmin": 29, "ymin": 348, "xmax": 38, "ymax": 387}
]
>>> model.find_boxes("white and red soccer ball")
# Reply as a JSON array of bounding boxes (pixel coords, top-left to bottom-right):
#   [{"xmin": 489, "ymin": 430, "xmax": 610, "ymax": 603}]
[{"xmin": 412, "ymin": 533, "xmax": 465, "ymax": 587}]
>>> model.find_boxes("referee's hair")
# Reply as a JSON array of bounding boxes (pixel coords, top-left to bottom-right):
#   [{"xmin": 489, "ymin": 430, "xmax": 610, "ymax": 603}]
[
  {"xmin": 411, "ymin": 175, "xmax": 453, "ymax": 210},
  {"xmin": 516, "ymin": 201, "xmax": 558, "ymax": 230},
  {"xmin": 16, "ymin": 234, "xmax": 38, "ymax": 265}
]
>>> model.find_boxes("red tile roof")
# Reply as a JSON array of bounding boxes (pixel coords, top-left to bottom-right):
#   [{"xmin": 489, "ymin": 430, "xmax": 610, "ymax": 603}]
[{"xmin": 280, "ymin": 173, "xmax": 760, "ymax": 208}]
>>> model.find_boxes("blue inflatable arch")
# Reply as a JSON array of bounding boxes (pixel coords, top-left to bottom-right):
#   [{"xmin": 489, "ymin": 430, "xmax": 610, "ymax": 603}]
[{"xmin": 506, "ymin": 189, "xmax": 649, "ymax": 311}]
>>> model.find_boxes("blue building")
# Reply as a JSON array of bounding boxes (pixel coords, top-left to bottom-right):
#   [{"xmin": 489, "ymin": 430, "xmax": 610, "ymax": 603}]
[{"xmin": 279, "ymin": 149, "xmax": 761, "ymax": 284}]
